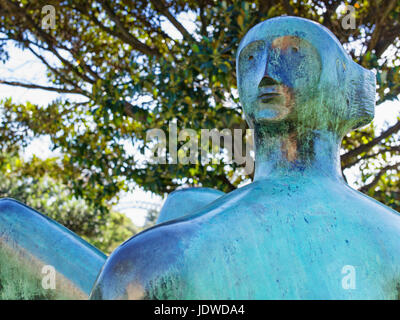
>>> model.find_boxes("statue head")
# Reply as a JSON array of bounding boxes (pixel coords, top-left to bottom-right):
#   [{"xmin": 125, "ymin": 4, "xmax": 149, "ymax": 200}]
[{"xmin": 236, "ymin": 16, "xmax": 375, "ymax": 135}]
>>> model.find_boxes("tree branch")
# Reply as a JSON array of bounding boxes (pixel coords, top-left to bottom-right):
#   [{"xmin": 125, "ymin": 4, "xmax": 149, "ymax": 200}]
[
  {"xmin": 281, "ymin": 0, "xmax": 295, "ymax": 15},
  {"xmin": 367, "ymin": 0, "xmax": 397, "ymax": 53},
  {"xmin": 26, "ymin": 46, "xmax": 88, "ymax": 95},
  {"xmin": 372, "ymin": 190, "xmax": 400, "ymax": 200},
  {"xmin": 359, "ymin": 162, "xmax": 400, "ymax": 193},
  {"xmin": 343, "ymin": 145, "xmax": 400, "ymax": 169},
  {"xmin": 341, "ymin": 120, "xmax": 400, "ymax": 165},
  {"xmin": 217, "ymin": 174, "xmax": 236, "ymax": 192},
  {"xmin": 123, "ymin": 101, "xmax": 149, "ymax": 123},
  {"xmin": 2, "ymin": 0, "xmax": 99, "ymax": 83},
  {"xmin": 0, "ymin": 80, "xmax": 85, "ymax": 94},
  {"xmin": 149, "ymin": 0, "xmax": 195, "ymax": 42},
  {"xmin": 97, "ymin": 0, "xmax": 161, "ymax": 57}
]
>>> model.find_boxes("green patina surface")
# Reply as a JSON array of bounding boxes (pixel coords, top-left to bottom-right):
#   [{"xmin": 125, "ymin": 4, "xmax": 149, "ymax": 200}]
[
  {"xmin": 0, "ymin": 244, "xmax": 68, "ymax": 299},
  {"xmin": 0, "ymin": 198, "xmax": 106, "ymax": 299},
  {"xmin": 1, "ymin": 16, "xmax": 400, "ymax": 300},
  {"xmin": 90, "ymin": 17, "xmax": 400, "ymax": 300}
]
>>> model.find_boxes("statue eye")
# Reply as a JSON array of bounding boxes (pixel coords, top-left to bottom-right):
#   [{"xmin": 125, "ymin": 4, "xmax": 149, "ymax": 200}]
[{"xmin": 239, "ymin": 40, "xmax": 265, "ymax": 65}]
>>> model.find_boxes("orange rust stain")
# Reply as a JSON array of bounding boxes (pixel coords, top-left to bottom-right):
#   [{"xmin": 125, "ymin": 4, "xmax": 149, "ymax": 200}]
[
  {"xmin": 271, "ymin": 36, "xmax": 300, "ymax": 52},
  {"xmin": 281, "ymin": 132, "xmax": 297, "ymax": 162},
  {"xmin": 126, "ymin": 282, "xmax": 146, "ymax": 300}
]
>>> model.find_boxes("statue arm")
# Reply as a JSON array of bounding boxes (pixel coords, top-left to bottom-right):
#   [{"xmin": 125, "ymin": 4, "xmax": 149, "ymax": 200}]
[{"xmin": 0, "ymin": 198, "xmax": 106, "ymax": 299}]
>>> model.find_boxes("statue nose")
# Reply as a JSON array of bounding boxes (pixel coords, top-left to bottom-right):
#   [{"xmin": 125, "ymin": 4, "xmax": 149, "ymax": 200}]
[
  {"xmin": 259, "ymin": 75, "xmax": 278, "ymax": 87},
  {"xmin": 259, "ymin": 60, "xmax": 278, "ymax": 87}
]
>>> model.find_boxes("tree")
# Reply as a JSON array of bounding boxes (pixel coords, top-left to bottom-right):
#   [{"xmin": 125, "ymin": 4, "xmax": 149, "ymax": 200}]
[
  {"xmin": 0, "ymin": 1, "xmax": 399, "ymax": 211},
  {"xmin": 0, "ymin": 150, "xmax": 138, "ymax": 254}
]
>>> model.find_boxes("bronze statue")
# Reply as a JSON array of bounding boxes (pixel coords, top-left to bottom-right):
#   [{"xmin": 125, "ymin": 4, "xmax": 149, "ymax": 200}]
[
  {"xmin": 91, "ymin": 17, "xmax": 400, "ymax": 299},
  {"xmin": 1, "ymin": 16, "xmax": 399, "ymax": 300}
]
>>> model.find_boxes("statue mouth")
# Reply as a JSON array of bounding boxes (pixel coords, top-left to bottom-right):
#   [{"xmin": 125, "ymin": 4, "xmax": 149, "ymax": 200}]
[{"xmin": 258, "ymin": 92, "xmax": 281, "ymax": 103}]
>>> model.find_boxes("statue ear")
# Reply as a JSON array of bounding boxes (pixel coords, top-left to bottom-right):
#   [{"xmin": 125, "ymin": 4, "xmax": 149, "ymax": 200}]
[{"xmin": 348, "ymin": 65, "xmax": 376, "ymax": 129}]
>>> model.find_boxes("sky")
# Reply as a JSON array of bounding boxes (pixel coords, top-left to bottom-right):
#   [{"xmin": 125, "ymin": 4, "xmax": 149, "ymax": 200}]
[
  {"xmin": 0, "ymin": 11, "xmax": 399, "ymax": 225},
  {"xmin": 0, "ymin": 12, "xmax": 197, "ymax": 226}
]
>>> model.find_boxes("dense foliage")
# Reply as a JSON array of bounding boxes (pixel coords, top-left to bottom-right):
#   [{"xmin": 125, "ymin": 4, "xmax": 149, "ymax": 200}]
[
  {"xmin": 0, "ymin": 0, "xmax": 399, "ymax": 216},
  {"xmin": 0, "ymin": 149, "xmax": 138, "ymax": 254}
]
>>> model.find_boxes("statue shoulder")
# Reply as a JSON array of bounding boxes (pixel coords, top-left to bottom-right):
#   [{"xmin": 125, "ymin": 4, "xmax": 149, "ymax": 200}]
[
  {"xmin": 157, "ymin": 187, "xmax": 224, "ymax": 223},
  {"xmin": 90, "ymin": 222, "xmax": 190, "ymax": 300}
]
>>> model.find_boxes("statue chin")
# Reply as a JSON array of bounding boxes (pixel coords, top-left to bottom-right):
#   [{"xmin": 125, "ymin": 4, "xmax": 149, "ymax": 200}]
[
  {"xmin": 246, "ymin": 100, "xmax": 292, "ymax": 125},
  {"xmin": 255, "ymin": 106, "xmax": 288, "ymax": 121}
]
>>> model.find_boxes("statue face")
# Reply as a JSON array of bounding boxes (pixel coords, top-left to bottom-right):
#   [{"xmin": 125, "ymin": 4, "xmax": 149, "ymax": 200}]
[
  {"xmin": 238, "ymin": 35, "xmax": 322, "ymax": 125},
  {"xmin": 236, "ymin": 17, "xmax": 376, "ymax": 132}
]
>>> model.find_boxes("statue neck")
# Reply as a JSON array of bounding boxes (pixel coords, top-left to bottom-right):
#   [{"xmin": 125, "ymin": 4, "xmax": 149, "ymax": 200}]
[{"xmin": 253, "ymin": 124, "xmax": 344, "ymax": 182}]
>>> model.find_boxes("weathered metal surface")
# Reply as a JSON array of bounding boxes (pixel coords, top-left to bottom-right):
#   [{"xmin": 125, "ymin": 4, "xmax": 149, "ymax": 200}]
[
  {"xmin": 90, "ymin": 17, "xmax": 400, "ymax": 300},
  {"xmin": 157, "ymin": 188, "xmax": 225, "ymax": 224},
  {"xmin": 0, "ymin": 198, "xmax": 106, "ymax": 299}
]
